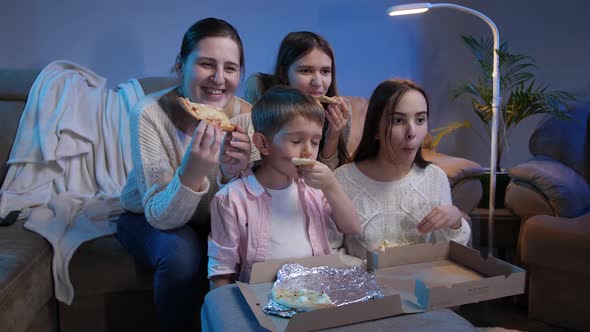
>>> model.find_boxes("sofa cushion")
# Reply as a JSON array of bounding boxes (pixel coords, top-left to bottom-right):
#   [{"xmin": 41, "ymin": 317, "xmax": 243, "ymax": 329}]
[
  {"xmin": 137, "ymin": 77, "xmax": 179, "ymax": 96},
  {"xmin": 0, "ymin": 69, "xmax": 40, "ymax": 101},
  {"xmin": 69, "ymin": 235, "xmax": 153, "ymax": 297},
  {"xmin": 520, "ymin": 212, "xmax": 590, "ymax": 275},
  {"xmin": 0, "ymin": 101, "xmax": 26, "ymax": 186},
  {"xmin": 0, "ymin": 221, "xmax": 53, "ymax": 332}
]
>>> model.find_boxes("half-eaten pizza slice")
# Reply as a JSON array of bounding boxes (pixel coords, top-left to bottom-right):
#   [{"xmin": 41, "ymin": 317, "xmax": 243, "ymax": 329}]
[
  {"xmin": 291, "ymin": 157, "xmax": 318, "ymax": 166},
  {"xmin": 312, "ymin": 94, "xmax": 339, "ymax": 105},
  {"xmin": 177, "ymin": 97, "xmax": 236, "ymax": 132}
]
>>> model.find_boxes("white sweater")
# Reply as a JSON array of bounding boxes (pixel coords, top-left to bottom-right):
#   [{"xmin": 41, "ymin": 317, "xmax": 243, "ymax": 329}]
[
  {"xmin": 334, "ymin": 162, "xmax": 471, "ymax": 260},
  {"xmin": 120, "ymin": 88, "xmax": 249, "ymax": 230}
]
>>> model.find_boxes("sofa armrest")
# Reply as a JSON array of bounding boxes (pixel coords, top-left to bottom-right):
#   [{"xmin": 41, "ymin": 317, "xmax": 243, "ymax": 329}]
[
  {"xmin": 421, "ymin": 149, "xmax": 485, "ymax": 187},
  {"xmin": 505, "ymin": 181, "xmax": 554, "ymax": 219},
  {"xmin": 508, "ymin": 157, "xmax": 590, "ymax": 218},
  {"xmin": 520, "ymin": 212, "xmax": 590, "ymax": 275}
]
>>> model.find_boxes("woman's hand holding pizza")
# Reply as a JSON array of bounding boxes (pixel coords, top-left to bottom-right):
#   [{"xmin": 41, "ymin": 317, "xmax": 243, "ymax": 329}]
[{"xmin": 179, "ymin": 120, "xmax": 223, "ymax": 191}]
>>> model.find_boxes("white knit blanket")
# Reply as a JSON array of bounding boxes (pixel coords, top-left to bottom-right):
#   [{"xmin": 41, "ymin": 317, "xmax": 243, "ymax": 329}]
[{"xmin": 0, "ymin": 60, "xmax": 144, "ymax": 304}]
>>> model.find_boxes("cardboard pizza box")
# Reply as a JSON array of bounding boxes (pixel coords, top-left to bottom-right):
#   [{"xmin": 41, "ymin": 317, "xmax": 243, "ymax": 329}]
[
  {"xmin": 367, "ymin": 241, "xmax": 526, "ymax": 311},
  {"xmin": 237, "ymin": 241, "xmax": 526, "ymax": 332},
  {"xmin": 237, "ymin": 254, "xmax": 404, "ymax": 332}
]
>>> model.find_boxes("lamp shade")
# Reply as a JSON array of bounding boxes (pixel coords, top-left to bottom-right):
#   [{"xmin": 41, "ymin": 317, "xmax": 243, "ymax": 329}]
[{"xmin": 387, "ymin": 3, "xmax": 432, "ymax": 16}]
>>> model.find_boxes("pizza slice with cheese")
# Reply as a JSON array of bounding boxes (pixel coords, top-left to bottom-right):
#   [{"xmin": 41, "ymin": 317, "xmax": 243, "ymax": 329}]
[
  {"xmin": 177, "ymin": 97, "xmax": 236, "ymax": 132},
  {"xmin": 271, "ymin": 287, "xmax": 334, "ymax": 311}
]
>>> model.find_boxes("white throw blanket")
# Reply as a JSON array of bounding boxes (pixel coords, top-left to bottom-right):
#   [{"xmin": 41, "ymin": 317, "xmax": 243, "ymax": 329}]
[{"xmin": 0, "ymin": 60, "xmax": 144, "ymax": 304}]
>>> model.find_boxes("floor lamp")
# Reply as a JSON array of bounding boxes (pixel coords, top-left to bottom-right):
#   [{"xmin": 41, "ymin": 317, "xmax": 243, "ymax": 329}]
[{"xmin": 388, "ymin": 2, "xmax": 501, "ymax": 258}]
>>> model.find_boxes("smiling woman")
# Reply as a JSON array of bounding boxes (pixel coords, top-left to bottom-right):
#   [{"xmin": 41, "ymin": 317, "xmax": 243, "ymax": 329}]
[{"xmin": 115, "ymin": 17, "xmax": 253, "ymax": 332}]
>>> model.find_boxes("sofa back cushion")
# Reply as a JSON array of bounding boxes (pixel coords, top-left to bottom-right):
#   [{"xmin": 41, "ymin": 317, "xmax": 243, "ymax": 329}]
[
  {"xmin": 0, "ymin": 101, "xmax": 26, "ymax": 186},
  {"xmin": 0, "ymin": 69, "xmax": 40, "ymax": 187},
  {"xmin": 137, "ymin": 76, "xmax": 179, "ymax": 96},
  {"xmin": 529, "ymin": 107, "xmax": 590, "ymax": 182}
]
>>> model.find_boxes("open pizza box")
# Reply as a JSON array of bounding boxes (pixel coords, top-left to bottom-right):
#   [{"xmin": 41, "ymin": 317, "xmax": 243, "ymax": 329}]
[
  {"xmin": 237, "ymin": 241, "xmax": 526, "ymax": 332},
  {"xmin": 236, "ymin": 255, "xmax": 404, "ymax": 332},
  {"xmin": 367, "ymin": 241, "xmax": 526, "ymax": 312}
]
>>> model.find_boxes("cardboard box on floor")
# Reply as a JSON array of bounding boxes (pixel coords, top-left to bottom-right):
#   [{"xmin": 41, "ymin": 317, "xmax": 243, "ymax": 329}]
[{"xmin": 237, "ymin": 241, "xmax": 525, "ymax": 332}]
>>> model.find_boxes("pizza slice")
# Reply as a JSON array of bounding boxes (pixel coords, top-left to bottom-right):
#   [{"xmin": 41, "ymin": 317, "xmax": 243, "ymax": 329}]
[
  {"xmin": 312, "ymin": 94, "xmax": 339, "ymax": 105},
  {"xmin": 291, "ymin": 157, "xmax": 318, "ymax": 166},
  {"xmin": 271, "ymin": 287, "xmax": 334, "ymax": 311},
  {"xmin": 177, "ymin": 97, "xmax": 236, "ymax": 132}
]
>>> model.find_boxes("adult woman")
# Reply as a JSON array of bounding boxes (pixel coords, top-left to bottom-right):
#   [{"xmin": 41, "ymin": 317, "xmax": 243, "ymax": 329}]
[
  {"xmin": 238, "ymin": 31, "xmax": 351, "ymax": 169},
  {"xmin": 116, "ymin": 18, "xmax": 251, "ymax": 331}
]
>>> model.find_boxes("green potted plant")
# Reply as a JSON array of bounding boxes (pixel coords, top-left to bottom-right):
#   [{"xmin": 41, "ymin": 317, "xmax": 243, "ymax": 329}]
[{"xmin": 431, "ymin": 35, "xmax": 575, "ymax": 207}]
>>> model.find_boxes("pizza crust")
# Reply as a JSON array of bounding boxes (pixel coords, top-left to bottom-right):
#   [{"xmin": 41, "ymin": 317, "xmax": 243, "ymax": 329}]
[
  {"xmin": 291, "ymin": 157, "xmax": 318, "ymax": 166},
  {"xmin": 177, "ymin": 97, "xmax": 236, "ymax": 132},
  {"xmin": 271, "ymin": 287, "xmax": 334, "ymax": 311},
  {"xmin": 312, "ymin": 95, "xmax": 339, "ymax": 105}
]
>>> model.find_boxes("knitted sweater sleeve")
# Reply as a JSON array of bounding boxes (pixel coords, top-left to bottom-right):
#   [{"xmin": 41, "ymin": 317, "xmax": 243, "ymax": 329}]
[
  {"xmin": 129, "ymin": 102, "xmax": 210, "ymax": 230},
  {"xmin": 430, "ymin": 166, "xmax": 472, "ymax": 245}
]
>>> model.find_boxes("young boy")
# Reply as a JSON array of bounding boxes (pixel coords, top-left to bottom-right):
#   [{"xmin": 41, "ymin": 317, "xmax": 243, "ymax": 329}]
[{"xmin": 208, "ymin": 86, "xmax": 360, "ymax": 287}]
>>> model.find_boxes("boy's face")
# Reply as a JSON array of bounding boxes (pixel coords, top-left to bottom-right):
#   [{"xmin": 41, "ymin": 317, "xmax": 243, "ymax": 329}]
[{"xmin": 264, "ymin": 116, "xmax": 323, "ymax": 178}]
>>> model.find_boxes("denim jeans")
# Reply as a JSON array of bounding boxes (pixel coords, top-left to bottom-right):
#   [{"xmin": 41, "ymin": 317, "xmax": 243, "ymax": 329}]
[{"xmin": 115, "ymin": 213, "xmax": 209, "ymax": 332}]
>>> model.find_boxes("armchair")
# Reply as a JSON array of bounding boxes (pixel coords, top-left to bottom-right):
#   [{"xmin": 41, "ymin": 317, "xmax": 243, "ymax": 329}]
[{"xmin": 505, "ymin": 106, "xmax": 590, "ymax": 331}]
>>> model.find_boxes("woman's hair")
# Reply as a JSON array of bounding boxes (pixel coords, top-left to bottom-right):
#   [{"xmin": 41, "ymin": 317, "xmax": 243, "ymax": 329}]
[
  {"xmin": 175, "ymin": 17, "xmax": 245, "ymax": 77},
  {"xmin": 272, "ymin": 31, "xmax": 338, "ymax": 97},
  {"xmin": 270, "ymin": 31, "xmax": 349, "ymax": 164},
  {"xmin": 353, "ymin": 79, "xmax": 431, "ymax": 169},
  {"xmin": 251, "ymin": 85, "xmax": 325, "ymax": 139}
]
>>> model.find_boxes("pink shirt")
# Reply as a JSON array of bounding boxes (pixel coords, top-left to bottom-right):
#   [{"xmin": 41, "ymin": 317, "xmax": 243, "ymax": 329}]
[{"xmin": 208, "ymin": 170, "xmax": 338, "ymax": 282}]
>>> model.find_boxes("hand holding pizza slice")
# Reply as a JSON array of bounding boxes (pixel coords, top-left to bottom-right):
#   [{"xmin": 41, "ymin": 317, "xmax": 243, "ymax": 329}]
[{"xmin": 177, "ymin": 97, "xmax": 236, "ymax": 132}]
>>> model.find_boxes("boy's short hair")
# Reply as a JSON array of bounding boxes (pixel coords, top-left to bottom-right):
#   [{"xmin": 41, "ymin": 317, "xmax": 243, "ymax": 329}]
[{"xmin": 251, "ymin": 85, "xmax": 325, "ymax": 138}]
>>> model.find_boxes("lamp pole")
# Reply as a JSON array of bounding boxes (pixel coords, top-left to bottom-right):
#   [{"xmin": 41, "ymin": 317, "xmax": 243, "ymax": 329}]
[{"xmin": 388, "ymin": 3, "xmax": 500, "ymax": 257}]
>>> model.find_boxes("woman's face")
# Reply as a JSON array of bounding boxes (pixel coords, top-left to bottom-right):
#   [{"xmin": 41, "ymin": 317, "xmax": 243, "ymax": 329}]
[
  {"xmin": 180, "ymin": 36, "xmax": 241, "ymax": 108},
  {"xmin": 378, "ymin": 90, "xmax": 428, "ymax": 165},
  {"xmin": 287, "ymin": 48, "xmax": 332, "ymax": 96}
]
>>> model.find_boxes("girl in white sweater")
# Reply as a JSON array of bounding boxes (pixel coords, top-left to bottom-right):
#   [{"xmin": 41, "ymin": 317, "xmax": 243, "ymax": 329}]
[{"xmin": 334, "ymin": 79, "xmax": 471, "ymax": 260}]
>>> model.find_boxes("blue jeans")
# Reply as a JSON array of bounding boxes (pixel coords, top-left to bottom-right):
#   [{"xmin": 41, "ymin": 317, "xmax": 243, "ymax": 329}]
[{"xmin": 116, "ymin": 213, "xmax": 209, "ymax": 332}]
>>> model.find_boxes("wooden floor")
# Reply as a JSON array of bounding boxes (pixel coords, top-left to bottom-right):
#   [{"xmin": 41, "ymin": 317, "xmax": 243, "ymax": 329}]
[{"xmin": 457, "ymin": 297, "xmax": 575, "ymax": 332}]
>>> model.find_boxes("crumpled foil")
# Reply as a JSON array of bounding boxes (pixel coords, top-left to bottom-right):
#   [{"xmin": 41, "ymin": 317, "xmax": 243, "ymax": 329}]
[{"xmin": 263, "ymin": 264, "xmax": 384, "ymax": 318}]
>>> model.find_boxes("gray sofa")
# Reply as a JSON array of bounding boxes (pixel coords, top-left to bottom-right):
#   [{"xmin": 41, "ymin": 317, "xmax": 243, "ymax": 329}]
[
  {"xmin": 0, "ymin": 70, "xmax": 179, "ymax": 332},
  {"xmin": 0, "ymin": 68, "xmax": 485, "ymax": 332}
]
